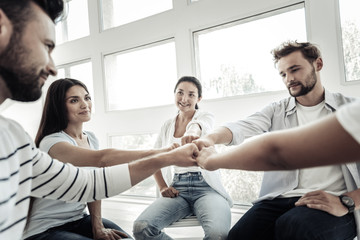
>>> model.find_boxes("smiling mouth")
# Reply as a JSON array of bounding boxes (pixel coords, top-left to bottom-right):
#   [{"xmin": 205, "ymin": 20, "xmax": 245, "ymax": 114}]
[{"xmin": 179, "ymin": 102, "xmax": 189, "ymax": 107}]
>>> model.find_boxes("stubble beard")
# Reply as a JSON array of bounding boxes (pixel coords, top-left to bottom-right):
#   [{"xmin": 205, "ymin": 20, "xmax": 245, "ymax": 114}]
[
  {"xmin": 288, "ymin": 68, "xmax": 317, "ymax": 98},
  {"xmin": 0, "ymin": 31, "xmax": 43, "ymax": 102}
]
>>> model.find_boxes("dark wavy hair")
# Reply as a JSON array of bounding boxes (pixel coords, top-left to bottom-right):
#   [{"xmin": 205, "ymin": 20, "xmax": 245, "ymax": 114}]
[
  {"xmin": 271, "ymin": 41, "xmax": 322, "ymax": 65},
  {"xmin": 174, "ymin": 76, "xmax": 202, "ymax": 110},
  {"xmin": 0, "ymin": 0, "xmax": 64, "ymax": 33},
  {"xmin": 35, "ymin": 78, "xmax": 89, "ymax": 147}
]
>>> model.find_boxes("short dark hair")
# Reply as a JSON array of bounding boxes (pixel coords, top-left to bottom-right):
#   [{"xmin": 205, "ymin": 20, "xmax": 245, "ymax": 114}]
[
  {"xmin": 271, "ymin": 41, "xmax": 322, "ymax": 65},
  {"xmin": 0, "ymin": 0, "xmax": 64, "ymax": 34},
  {"xmin": 35, "ymin": 78, "xmax": 89, "ymax": 147},
  {"xmin": 174, "ymin": 76, "xmax": 202, "ymax": 110}
]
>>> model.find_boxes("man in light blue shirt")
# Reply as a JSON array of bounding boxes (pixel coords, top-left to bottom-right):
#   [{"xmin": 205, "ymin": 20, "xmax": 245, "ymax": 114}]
[{"xmin": 194, "ymin": 41, "xmax": 359, "ymax": 240}]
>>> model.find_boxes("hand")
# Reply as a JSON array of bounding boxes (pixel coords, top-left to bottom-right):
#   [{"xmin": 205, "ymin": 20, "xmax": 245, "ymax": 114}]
[
  {"xmin": 160, "ymin": 186, "xmax": 179, "ymax": 198},
  {"xmin": 295, "ymin": 190, "xmax": 348, "ymax": 217},
  {"xmin": 158, "ymin": 143, "xmax": 180, "ymax": 153},
  {"xmin": 168, "ymin": 143, "xmax": 199, "ymax": 167},
  {"xmin": 192, "ymin": 138, "xmax": 214, "ymax": 151},
  {"xmin": 196, "ymin": 146, "xmax": 218, "ymax": 171},
  {"xmin": 93, "ymin": 227, "xmax": 128, "ymax": 240},
  {"xmin": 181, "ymin": 135, "xmax": 199, "ymax": 146}
]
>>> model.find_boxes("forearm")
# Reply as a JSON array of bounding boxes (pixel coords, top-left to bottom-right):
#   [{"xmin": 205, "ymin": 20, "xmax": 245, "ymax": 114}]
[
  {"xmin": 128, "ymin": 153, "xmax": 170, "ymax": 186},
  {"xmin": 100, "ymin": 148, "xmax": 167, "ymax": 167},
  {"xmin": 154, "ymin": 170, "xmax": 168, "ymax": 189},
  {"xmin": 87, "ymin": 201, "xmax": 104, "ymax": 230},
  {"xmin": 205, "ymin": 127, "xmax": 233, "ymax": 145},
  {"xmin": 344, "ymin": 189, "xmax": 360, "ymax": 211}
]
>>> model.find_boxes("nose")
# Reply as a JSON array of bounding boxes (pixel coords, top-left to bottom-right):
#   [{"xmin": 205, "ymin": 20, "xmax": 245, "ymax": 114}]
[
  {"xmin": 181, "ymin": 95, "xmax": 188, "ymax": 102},
  {"xmin": 285, "ymin": 73, "xmax": 294, "ymax": 84},
  {"xmin": 46, "ymin": 57, "xmax": 58, "ymax": 76},
  {"xmin": 80, "ymin": 100, "xmax": 89, "ymax": 108}
]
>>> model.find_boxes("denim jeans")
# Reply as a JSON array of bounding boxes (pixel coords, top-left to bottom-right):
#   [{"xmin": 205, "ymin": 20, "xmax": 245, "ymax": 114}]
[
  {"xmin": 133, "ymin": 172, "xmax": 231, "ymax": 240},
  {"xmin": 228, "ymin": 197, "xmax": 356, "ymax": 240},
  {"xmin": 25, "ymin": 215, "xmax": 132, "ymax": 240}
]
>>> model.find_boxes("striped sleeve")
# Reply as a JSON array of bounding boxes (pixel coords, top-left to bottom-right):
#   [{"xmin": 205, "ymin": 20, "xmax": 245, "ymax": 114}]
[{"xmin": 31, "ymin": 149, "xmax": 132, "ymax": 202}]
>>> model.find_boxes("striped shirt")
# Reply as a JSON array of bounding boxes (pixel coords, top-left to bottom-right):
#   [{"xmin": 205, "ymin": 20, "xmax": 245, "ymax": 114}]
[{"xmin": 0, "ymin": 116, "xmax": 131, "ymax": 240}]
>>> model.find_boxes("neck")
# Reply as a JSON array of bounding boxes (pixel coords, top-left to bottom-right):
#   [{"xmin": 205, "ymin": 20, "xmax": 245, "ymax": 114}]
[
  {"xmin": 296, "ymin": 81, "xmax": 325, "ymax": 107},
  {"xmin": 178, "ymin": 109, "xmax": 196, "ymax": 121},
  {"xmin": 64, "ymin": 123, "xmax": 84, "ymax": 139}
]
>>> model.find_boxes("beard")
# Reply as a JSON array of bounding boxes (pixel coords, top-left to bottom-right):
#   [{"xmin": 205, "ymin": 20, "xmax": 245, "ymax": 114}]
[
  {"xmin": 288, "ymin": 67, "xmax": 317, "ymax": 97},
  {"xmin": 0, "ymin": 31, "xmax": 44, "ymax": 102}
]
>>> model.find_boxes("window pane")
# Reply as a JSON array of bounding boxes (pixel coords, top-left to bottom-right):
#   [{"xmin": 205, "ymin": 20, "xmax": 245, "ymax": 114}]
[
  {"xmin": 216, "ymin": 145, "xmax": 263, "ymax": 204},
  {"xmin": 339, "ymin": 0, "xmax": 360, "ymax": 81},
  {"xmin": 56, "ymin": 0, "xmax": 90, "ymax": 44},
  {"xmin": 104, "ymin": 41, "xmax": 177, "ymax": 111},
  {"xmin": 110, "ymin": 134, "xmax": 158, "ymax": 197},
  {"xmin": 195, "ymin": 5, "xmax": 306, "ymax": 99},
  {"xmin": 101, "ymin": 0, "xmax": 172, "ymax": 30}
]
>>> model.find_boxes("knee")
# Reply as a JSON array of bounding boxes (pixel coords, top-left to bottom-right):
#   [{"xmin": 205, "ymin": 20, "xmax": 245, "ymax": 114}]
[{"xmin": 132, "ymin": 220, "xmax": 158, "ymax": 240}]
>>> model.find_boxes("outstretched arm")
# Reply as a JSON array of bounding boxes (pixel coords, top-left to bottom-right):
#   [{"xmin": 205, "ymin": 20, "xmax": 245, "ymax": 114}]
[
  {"xmin": 48, "ymin": 143, "xmax": 173, "ymax": 167},
  {"xmin": 193, "ymin": 127, "xmax": 233, "ymax": 150},
  {"xmin": 197, "ymin": 114, "xmax": 360, "ymax": 171}
]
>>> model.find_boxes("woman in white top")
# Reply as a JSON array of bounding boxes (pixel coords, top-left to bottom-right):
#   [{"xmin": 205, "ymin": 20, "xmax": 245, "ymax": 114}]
[
  {"xmin": 24, "ymin": 78, "xmax": 174, "ymax": 240},
  {"xmin": 133, "ymin": 76, "xmax": 232, "ymax": 240}
]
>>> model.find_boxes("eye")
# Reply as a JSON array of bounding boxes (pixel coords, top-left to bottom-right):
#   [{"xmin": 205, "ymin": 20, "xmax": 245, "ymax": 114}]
[
  {"xmin": 70, "ymin": 99, "xmax": 78, "ymax": 103},
  {"xmin": 85, "ymin": 96, "xmax": 92, "ymax": 101}
]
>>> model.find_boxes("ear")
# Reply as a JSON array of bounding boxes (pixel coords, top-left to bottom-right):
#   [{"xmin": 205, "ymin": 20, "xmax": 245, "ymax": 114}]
[
  {"xmin": 197, "ymin": 96, "xmax": 202, "ymax": 103},
  {"xmin": 0, "ymin": 9, "xmax": 13, "ymax": 53},
  {"xmin": 314, "ymin": 57, "xmax": 323, "ymax": 71}
]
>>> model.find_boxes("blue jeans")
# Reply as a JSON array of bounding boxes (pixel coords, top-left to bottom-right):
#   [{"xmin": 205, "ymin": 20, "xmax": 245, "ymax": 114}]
[
  {"xmin": 133, "ymin": 172, "xmax": 231, "ymax": 240},
  {"xmin": 228, "ymin": 197, "xmax": 356, "ymax": 240},
  {"xmin": 25, "ymin": 215, "xmax": 132, "ymax": 240}
]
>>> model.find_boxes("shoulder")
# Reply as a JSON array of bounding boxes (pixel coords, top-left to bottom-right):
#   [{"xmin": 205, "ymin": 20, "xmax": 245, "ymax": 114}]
[
  {"xmin": 39, "ymin": 131, "xmax": 75, "ymax": 153},
  {"xmin": 0, "ymin": 115, "xmax": 32, "ymax": 147}
]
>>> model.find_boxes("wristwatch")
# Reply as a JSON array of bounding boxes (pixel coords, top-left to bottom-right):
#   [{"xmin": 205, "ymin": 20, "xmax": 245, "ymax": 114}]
[{"xmin": 339, "ymin": 195, "xmax": 355, "ymax": 213}]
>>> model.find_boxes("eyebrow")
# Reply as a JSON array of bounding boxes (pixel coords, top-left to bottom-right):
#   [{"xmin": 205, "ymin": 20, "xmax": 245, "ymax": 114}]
[{"xmin": 279, "ymin": 64, "xmax": 301, "ymax": 75}]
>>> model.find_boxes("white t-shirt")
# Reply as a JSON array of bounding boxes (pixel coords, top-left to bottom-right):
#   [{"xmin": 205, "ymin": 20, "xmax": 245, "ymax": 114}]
[
  {"xmin": 336, "ymin": 100, "xmax": 360, "ymax": 144},
  {"xmin": 282, "ymin": 101, "xmax": 346, "ymax": 198}
]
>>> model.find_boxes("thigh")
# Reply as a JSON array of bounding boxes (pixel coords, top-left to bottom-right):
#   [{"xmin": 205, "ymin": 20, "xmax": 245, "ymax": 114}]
[
  {"xmin": 73, "ymin": 215, "xmax": 132, "ymax": 239},
  {"xmin": 228, "ymin": 198, "xmax": 295, "ymax": 240},
  {"xmin": 135, "ymin": 196, "xmax": 192, "ymax": 229},
  {"xmin": 275, "ymin": 206, "xmax": 356, "ymax": 240},
  {"xmin": 26, "ymin": 230, "xmax": 92, "ymax": 240},
  {"xmin": 193, "ymin": 191, "xmax": 231, "ymax": 239}
]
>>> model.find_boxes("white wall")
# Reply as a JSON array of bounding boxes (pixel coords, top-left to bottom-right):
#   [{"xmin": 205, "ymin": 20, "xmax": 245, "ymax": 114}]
[{"xmin": 2, "ymin": 0, "xmax": 359, "ymax": 148}]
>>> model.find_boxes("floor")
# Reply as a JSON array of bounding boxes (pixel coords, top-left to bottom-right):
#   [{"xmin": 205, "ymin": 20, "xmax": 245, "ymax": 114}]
[{"xmin": 101, "ymin": 195, "xmax": 249, "ymax": 239}]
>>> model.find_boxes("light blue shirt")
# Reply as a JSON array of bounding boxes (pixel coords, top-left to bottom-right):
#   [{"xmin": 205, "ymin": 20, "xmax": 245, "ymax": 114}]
[{"xmin": 22, "ymin": 131, "xmax": 99, "ymax": 239}]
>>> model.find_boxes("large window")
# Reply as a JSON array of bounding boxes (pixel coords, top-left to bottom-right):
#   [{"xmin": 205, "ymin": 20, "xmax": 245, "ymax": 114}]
[
  {"xmin": 194, "ymin": 4, "xmax": 306, "ymax": 99},
  {"xmin": 104, "ymin": 40, "xmax": 177, "ymax": 111},
  {"xmin": 338, "ymin": 0, "xmax": 360, "ymax": 82},
  {"xmin": 101, "ymin": 0, "xmax": 173, "ymax": 30},
  {"xmin": 55, "ymin": 0, "xmax": 90, "ymax": 44}
]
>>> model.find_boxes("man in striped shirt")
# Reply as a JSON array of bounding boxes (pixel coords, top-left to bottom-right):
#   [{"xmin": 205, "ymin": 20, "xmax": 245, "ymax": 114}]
[{"xmin": 0, "ymin": 1, "xmax": 199, "ymax": 239}]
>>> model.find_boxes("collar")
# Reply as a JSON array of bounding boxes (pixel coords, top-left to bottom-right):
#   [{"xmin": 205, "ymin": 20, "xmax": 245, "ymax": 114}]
[{"xmin": 285, "ymin": 89, "xmax": 339, "ymax": 116}]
